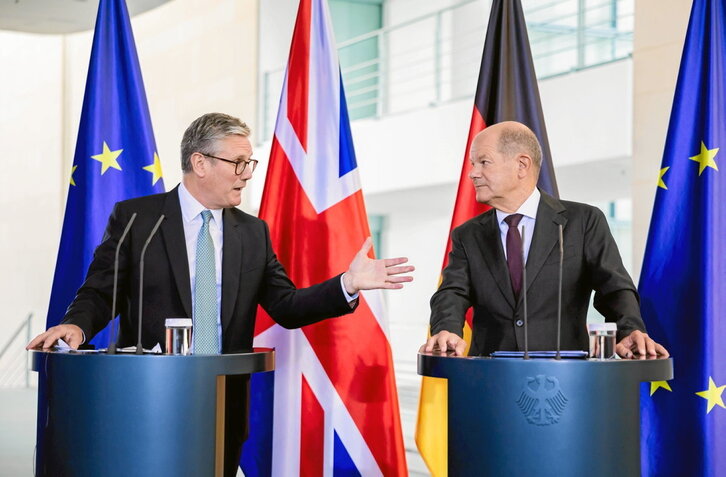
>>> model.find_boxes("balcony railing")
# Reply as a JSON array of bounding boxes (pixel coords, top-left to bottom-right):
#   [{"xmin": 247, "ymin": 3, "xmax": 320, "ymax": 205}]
[
  {"xmin": 259, "ymin": 0, "xmax": 633, "ymax": 143},
  {"xmin": 0, "ymin": 313, "xmax": 33, "ymax": 388}
]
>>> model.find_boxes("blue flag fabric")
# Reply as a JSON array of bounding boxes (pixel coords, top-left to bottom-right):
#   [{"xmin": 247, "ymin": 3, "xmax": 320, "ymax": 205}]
[
  {"xmin": 639, "ymin": 1, "xmax": 726, "ymax": 475},
  {"xmin": 45, "ymin": 0, "xmax": 164, "ymax": 347}
]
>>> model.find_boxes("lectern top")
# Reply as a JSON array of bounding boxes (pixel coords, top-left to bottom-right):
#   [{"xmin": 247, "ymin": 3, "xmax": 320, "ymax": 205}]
[{"xmin": 31, "ymin": 348, "xmax": 275, "ymax": 376}]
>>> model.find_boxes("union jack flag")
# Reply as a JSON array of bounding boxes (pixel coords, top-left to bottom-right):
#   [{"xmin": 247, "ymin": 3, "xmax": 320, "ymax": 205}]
[{"xmin": 240, "ymin": 0, "xmax": 407, "ymax": 475}]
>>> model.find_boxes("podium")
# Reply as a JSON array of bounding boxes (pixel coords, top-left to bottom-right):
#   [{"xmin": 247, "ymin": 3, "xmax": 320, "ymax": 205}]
[
  {"xmin": 31, "ymin": 349, "xmax": 274, "ymax": 477},
  {"xmin": 418, "ymin": 353, "xmax": 673, "ymax": 477}
]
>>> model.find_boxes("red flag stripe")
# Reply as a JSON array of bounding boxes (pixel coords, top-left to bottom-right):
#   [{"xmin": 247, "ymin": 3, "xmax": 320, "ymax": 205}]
[
  {"xmin": 303, "ymin": 298, "xmax": 405, "ymax": 476},
  {"xmin": 441, "ymin": 105, "xmax": 491, "ymax": 271},
  {"xmin": 286, "ymin": 0, "xmax": 311, "ymax": 152},
  {"xmin": 300, "ymin": 375, "xmax": 324, "ymax": 477}
]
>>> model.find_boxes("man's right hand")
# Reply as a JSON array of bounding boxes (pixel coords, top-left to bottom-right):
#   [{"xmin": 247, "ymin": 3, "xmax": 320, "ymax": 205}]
[
  {"xmin": 419, "ymin": 330, "xmax": 467, "ymax": 356},
  {"xmin": 26, "ymin": 324, "xmax": 84, "ymax": 350}
]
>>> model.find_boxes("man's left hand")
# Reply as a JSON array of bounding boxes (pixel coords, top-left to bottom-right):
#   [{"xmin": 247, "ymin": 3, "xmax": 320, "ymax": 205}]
[
  {"xmin": 616, "ymin": 330, "xmax": 669, "ymax": 358},
  {"xmin": 343, "ymin": 237, "xmax": 414, "ymax": 294}
]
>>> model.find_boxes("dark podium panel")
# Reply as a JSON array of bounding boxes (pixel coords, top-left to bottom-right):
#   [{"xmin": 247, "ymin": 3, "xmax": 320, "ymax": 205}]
[
  {"xmin": 32, "ymin": 349, "xmax": 274, "ymax": 477},
  {"xmin": 418, "ymin": 353, "xmax": 673, "ymax": 477}
]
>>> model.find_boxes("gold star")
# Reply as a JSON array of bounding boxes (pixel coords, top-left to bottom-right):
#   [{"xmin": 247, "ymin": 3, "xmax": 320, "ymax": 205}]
[
  {"xmin": 695, "ymin": 377, "xmax": 725, "ymax": 413},
  {"xmin": 91, "ymin": 141, "xmax": 123, "ymax": 175},
  {"xmin": 657, "ymin": 167, "xmax": 670, "ymax": 190},
  {"xmin": 689, "ymin": 141, "xmax": 719, "ymax": 175},
  {"xmin": 143, "ymin": 152, "xmax": 163, "ymax": 185},
  {"xmin": 650, "ymin": 380, "xmax": 672, "ymax": 396},
  {"xmin": 69, "ymin": 165, "xmax": 78, "ymax": 186}
]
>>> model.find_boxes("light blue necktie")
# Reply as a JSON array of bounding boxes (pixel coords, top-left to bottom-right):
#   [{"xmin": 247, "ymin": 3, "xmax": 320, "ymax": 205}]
[{"xmin": 193, "ymin": 210, "xmax": 219, "ymax": 354}]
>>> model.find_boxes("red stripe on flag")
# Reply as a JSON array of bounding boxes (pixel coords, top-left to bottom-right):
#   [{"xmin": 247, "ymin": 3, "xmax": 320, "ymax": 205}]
[
  {"xmin": 443, "ymin": 105, "xmax": 491, "ymax": 328},
  {"xmin": 303, "ymin": 298, "xmax": 406, "ymax": 476},
  {"xmin": 286, "ymin": 0, "xmax": 311, "ymax": 151},
  {"xmin": 300, "ymin": 375, "xmax": 324, "ymax": 477},
  {"xmin": 445, "ymin": 104, "xmax": 491, "ymax": 259}
]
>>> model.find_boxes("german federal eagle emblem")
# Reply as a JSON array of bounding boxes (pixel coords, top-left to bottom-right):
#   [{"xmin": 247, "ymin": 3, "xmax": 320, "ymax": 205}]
[{"xmin": 516, "ymin": 374, "xmax": 568, "ymax": 426}]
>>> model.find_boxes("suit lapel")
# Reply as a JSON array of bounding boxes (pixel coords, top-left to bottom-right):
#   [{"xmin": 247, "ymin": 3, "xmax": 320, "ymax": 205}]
[
  {"xmin": 161, "ymin": 187, "xmax": 193, "ymax": 318},
  {"xmin": 525, "ymin": 192, "xmax": 567, "ymax": 292},
  {"xmin": 475, "ymin": 211, "xmax": 517, "ymax": 309},
  {"xmin": 221, "ymin": 208, "xmax": 243, "ymax": 332}
]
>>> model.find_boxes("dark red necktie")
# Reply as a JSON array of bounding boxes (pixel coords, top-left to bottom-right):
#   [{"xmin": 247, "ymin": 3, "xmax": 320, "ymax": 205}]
[{"xmin": 505, "ymin": 214, "xmax": 524, "ymax": 298}]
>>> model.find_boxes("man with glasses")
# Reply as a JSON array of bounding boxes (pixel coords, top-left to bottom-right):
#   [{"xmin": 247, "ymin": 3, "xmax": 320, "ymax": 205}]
[{"xmin": 28, "ymin": 112, "xmax": 413, "ymax": 476}]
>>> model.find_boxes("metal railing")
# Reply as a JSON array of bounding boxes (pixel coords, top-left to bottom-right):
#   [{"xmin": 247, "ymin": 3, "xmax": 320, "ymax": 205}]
[
  {"xmin": 0, "ymin": 313, "xmax": 33, "ymax": 388},
  {"xmin": 259, "ymin": 0, "xmax": 633, "ymax": 142}
]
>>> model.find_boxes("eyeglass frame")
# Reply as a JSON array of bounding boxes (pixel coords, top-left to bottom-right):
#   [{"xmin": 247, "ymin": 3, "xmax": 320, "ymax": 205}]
[{"xmin": 200, "ymin": 153, "xmax": 259, "ymax": 175}]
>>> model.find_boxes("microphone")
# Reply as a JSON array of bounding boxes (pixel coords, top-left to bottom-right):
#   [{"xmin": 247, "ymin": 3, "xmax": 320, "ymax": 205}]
[
  {"xmin": 107, "ymin": 212, "xmax": 138, "ymax": 354},
  {"xmin": 136, "ymin": 214, "xmax": 165, "ymax": 354},
  {"xmin": 556, "ymin": 224, "xmax": 564, "ymax": 360},
  {"xmin": 521, "ymin": 224, "xmax": 529, "ymax": 360}
]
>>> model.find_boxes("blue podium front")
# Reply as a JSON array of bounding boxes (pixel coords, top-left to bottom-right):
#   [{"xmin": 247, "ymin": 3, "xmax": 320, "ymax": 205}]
[
  {"xmin": 418, "ymin": 353, "xmax": 673, "ymax": 477},
  {"xmin": 32, "ymin": 350, "xmax": 274, "ymax": 477}
]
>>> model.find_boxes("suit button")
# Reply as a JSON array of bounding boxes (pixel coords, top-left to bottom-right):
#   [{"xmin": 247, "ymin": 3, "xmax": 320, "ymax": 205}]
[{"xmin": 515, "ymin": 319, "xmax": 524, "ymax": 327}]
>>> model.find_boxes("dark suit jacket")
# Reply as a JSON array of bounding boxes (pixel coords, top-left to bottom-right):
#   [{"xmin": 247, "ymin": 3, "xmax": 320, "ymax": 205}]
[
  {"xmin": 62, "ymin": 186, "xmax": 356, "ymax": 351},
  {"xmin": 430, "ymin": 191, "xmax": 646, "ymax": 356},
  {"xmin": 61, "ymin": 186, "xmax": 356, "ymax": 475}
]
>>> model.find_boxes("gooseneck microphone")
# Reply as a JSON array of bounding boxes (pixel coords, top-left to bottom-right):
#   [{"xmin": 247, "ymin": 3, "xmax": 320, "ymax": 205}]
[
  {"xmin": 556, "ymin": 224, "xmax": 564, "ymax": 360},
  {"xmin": 136, "ymin": 215, "xmax": 165, "ymax": 354},
  {"xmin": 521, "ymin": 225, "xmax": 529, "ymax": 360},
  {"xmin": 107, "ymin": 212, "xmax": 138, "ymax": 354}
]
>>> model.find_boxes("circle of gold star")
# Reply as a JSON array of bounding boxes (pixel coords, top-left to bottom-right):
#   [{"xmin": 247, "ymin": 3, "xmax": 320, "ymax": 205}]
[
  {"xmin": 91, "ymin": 141, "xmax": 123, "ymax": 175},
  {"xmin": 143, "ymin": 152, "xmax": 164, "ymax": 185},
  {"xmin": 658, "ymin": 167, "xmax": 670, "ymax": 190},
  {"xmin": 69, "ymin": 165, "xmax": 78, "ymax": 186},
  {"xmin": 689, "ymin": 141, "xmax": 719, "ymax": 176},
  {"xmin": 695, "ymin": 377, "xmax": 725, "ymax": 414}
]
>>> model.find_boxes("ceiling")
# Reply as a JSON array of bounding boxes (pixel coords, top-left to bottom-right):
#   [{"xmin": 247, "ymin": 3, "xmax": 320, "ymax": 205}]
[{"xmin": 0, "ymin": 0, "xmax": 171, "ymax": 34}]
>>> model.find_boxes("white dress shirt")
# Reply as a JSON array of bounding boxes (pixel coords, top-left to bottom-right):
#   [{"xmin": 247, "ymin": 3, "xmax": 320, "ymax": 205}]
[
  {"xmin": 178, "ymin": 182, "xmax": 224, "ymax": 352},
  {"xmin": 496, "ymin": 188, "xmax": 540, "ymax": 263}
]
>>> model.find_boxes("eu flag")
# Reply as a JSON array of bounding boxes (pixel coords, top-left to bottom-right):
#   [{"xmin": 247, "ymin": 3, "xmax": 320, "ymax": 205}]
[
  {"xmin": 45, "ymin": 0, "xmax": 164, "ymax": 347},
  {"xmin": 639, "ymin": 0, "xmax": 726, "ymax": 475}
]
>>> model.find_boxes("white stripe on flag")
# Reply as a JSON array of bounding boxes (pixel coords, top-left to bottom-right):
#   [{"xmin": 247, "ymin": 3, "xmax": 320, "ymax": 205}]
[{"xmin": 254, "ymin": 325, "xmax": 383, "ymax": 476}]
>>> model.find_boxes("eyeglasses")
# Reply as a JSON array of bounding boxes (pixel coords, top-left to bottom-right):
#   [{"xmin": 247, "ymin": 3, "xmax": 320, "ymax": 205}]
[{"xmin": 201, "ymin": 153, "xmax": 259, "ymax": 175}]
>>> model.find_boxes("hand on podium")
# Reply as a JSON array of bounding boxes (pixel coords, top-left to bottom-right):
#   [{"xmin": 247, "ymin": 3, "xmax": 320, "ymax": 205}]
[
  {"xmin": 420, "ymin": 330, "xmax": 467, "ymax": 356},
  {"xmin": 27, "ymin": 324, "xmax": 84, "ymax": 350},
  {"xmin": 616, "ymin": 329, "xmax": 669, "ymax": 358}
]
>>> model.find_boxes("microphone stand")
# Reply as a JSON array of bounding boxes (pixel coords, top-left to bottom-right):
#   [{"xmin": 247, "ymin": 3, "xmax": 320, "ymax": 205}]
[
  {"xmin": 107, "ymin": 213, "xmax": 137, "ymax": 354},
  {"xmin": 522, "ymin": 225, "xmax": 529, "ymax": 360},
  {"xmin": 556, "ymin": 224, "xmax": 564, "ymax": 360},
  {"xmin": 136, "ymin": 215, "xmax": 165, "ymax": 355}
]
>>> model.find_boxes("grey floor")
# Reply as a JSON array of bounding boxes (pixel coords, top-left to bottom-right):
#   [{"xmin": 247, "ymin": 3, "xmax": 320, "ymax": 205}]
[{"xmin": 0, "ymin": 387, "xmax": 37, "ymax": 477}]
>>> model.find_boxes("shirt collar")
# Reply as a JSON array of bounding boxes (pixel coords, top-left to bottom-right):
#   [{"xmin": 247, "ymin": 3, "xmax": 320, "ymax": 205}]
[
  {"xmin": 178, "ymin": 182, "xmax": 224, "ymax": 227},
  {"xmin": 496, "ymin": 188, "xmax": 541, "ymax": 225}
]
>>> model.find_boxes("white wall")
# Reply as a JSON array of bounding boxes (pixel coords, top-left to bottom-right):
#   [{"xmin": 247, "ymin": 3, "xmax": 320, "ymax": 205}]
[
  {"xmin": 631, "ymin": 0, "xmax": 691, "ymax": 281},
  {"xmin": 0, "ymin": 31, "xmax": 64, "ymax": 343}
]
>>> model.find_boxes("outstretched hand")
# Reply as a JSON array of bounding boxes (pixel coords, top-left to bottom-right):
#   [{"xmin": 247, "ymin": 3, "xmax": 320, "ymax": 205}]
[{"xmin": 343, "ymin": 237, "xmax": 414, "ymax": 294}]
